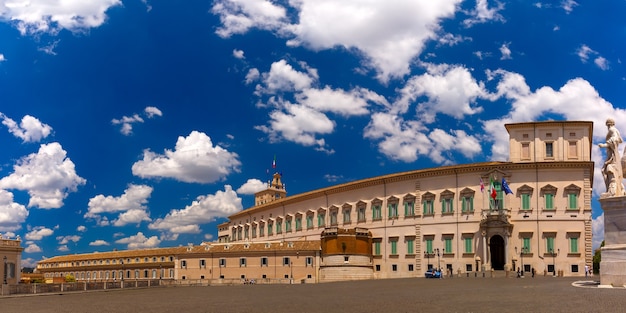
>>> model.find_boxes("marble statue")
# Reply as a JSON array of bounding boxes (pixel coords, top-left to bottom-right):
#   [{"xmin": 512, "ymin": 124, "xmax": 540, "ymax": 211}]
[{"xmin": 599, "ymin": 118, "xmax": 625, "ymax": 197}]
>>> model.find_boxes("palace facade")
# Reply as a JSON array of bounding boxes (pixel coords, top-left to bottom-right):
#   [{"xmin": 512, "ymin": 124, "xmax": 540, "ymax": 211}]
[
  {"xmin": 37, "ymin": 121, "xmax": 594, "ymax": 282},
  {"xmin": 1, "ymin": 235, "xmax": 23, "ymax": 285}
]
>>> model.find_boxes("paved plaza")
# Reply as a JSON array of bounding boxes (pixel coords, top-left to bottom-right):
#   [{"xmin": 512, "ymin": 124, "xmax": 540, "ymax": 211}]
[{"xmin": 1, "ymin": 276, "xmax": 622, "ymax": 313}]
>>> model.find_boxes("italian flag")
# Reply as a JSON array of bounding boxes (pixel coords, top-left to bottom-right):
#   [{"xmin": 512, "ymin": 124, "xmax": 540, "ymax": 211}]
[{"xmin": 489, "ymin": 177, "xmax": 497, "ymax": 200}]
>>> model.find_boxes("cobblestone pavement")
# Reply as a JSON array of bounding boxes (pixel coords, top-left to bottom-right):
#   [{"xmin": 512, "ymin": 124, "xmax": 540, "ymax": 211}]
[{"xmin": 1, "ymin": 276, "xmax": 623, "ymax": 313}]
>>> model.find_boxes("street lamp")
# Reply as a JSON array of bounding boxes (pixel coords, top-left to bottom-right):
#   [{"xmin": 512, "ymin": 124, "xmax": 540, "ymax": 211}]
[
  {"xmin": 424, "ymin": 251, "xmax": 431, "ymax": 269},
  {"xmin": 516, "ymin": 247, "xmax": 528, "ymax": 277},
  {"xmin": 435, "ymin": 248, "xmax": 441, "ymax": 272},
  {"xmin": 549, "ymin": 248, "xmax": 559, "ymax": 277},
  {"xmin": 290, "ymin": 260, "xmax": 293, "ymax": 284},
  {"xmin": 3, "ymin": 256, "xmax": 7, "ymax": 284}
]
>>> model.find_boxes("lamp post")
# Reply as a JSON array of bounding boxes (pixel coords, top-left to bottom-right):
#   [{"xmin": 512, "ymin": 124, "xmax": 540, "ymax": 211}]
[
  {"xmin": 121, "ymin": 259, "xmax": 124, "ymax": 288},
  {"xmin": 516, "ymin": 246, "xmax": 528, "ymax": 277},
  {"xmin": 3, "ymin": 256, "xmax": 7, "ymax": 284},
  {"xmin": 549, "ymin": 248, "xmax": 559, "ymax": 277},
  {"xmin": 435, "ymin": 248, "xmax": 441, "ymax": 272},
  {"xmin": 424, "ymin": 251, "xmax": 431, "ymax": 269},
  {"xmin": 290, "ymin": 260, "xmax": 293, "ymax": 284}
]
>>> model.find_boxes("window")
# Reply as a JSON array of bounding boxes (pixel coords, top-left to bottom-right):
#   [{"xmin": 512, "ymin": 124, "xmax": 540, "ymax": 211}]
[
  {"xmin": 306, "ymin": 257, "xmax": 313, "ymax": 267},
  {"xmin": 406, "ymin": 238, "xmax": 415, "ymax": 255},
  {"xmin": 135, "ymin": 270, "xmax": 139, "ymax": 278},
  {"xmin": 283, "ymin": 257, "xmax": 291, "ymax": 266},
  {"xmin": 571, "ymin": 264, "xmax": 579, "ymax": 273},
  {"xmin": 306, "ymin": 214, "xmax": 313, "ymax": 229},
  {"xmin": 546, "ymin": 236, "xmax": 555, "ymax": 253},
  {"xmin": 404, "ymin": 199, "xmax": 415, "ymax": 216},
  {"xmin": 461, "ymin": 196, "xmax": 474, "ymax": 213},
  {"xmin": 219, "ymin": 258, "xmax": 226, "ymax": 267},
  {"xmin": 181, "ymin": 260, "xmax": 187, "ymax": 268},
  {"xmin": 259, "ymin": 223, "xmax": 265, "ymax": 237},
  {"xmin": 372, "ymin": 204, "xmax": 382, "ymax": 220},
  {"xmin": 200, "ymin": 259, "xmax": 206, "ymax": 268},
  {"xmin": 423, "ymin": 200, "xmax": 434, "ymax": 215},
  {"xmin": 252, "ymin": 224, "xmax": 257, "ymax": 238},
  {"xmin": 521, "ymin": 142, "xmax": 530, "ymax": 160},
  {"xmin": 569, "ymin": 237, "xmax": 579, "ymax": 253},
  {"xmin": 522, "ymin": 238, "xmax": 531, "ymax": 253},
  {"xmin": 422, "ymin": 192, "xmax": 435, "ymax": 215},
  {"xmin": 521, "ymin": 194, "xmax": 530, "ymax": 210},
  {"xmin": 392, "ymin": 264, "xmax": 398, "ymax": 272},
  {"xmin": 152, "ymin": 270, "xmax": 157, "ymax": 279},
  {"xmin": 441, "ymin": 198, "xmax": 453, "ymax": 213},
  {"xmin": 545, "ymin": 142, "xmax": 554, "ymax": 158},
  {"xmin": 295, "ymin": 216, "xmax": 302, "ymax": 231},
  {"xmin": 318, "ymin": 212, "xmax": 326, "ymax": 227},
  {"xmin": 376, "ymin": 265, "xmax": 381, "ymax": 271},
  {"xmin": 545, "ymin": 194, "xmax": 554, "ymax": 210},
  {"xmin": 268, "ymin": 221, "xmax": 273, "ymax": 235},
  {"xmin": 343, "ymin": 209, "xmax": 351, "ymax": 224},
  {"xmin": 444, "ymin": 238, "xmax": 452, "ymax": 253},
  {"xmin": 390, "ymin": 239, "xmax": 398, "ymax": 255},
  {"xmin": 261, "ymin": 257, "xmax": 268, "ymax": 267},
  {"xmin": 464, "ymin": 237, "xmax": 473, "ymax": 254},
  {"xmin": 357, "ymin": 206, "xmax": 366, "ymax": 222},
  {"xmin": 489, "ymin": 181, "xmax": 504, "ymax": 210},
  {"xmin": 374, "ymin": 241, "xmax": 381, "ymax": 256},
  {"xmin": 388, "ymin": 201, "xmax": 398, "ymax": 218},
  {"xmin": 568, "ymin": 194, "xmax": 578, "ymax": 210},
  {"xmin": 541, "ymin": 185, "xmax": 557, "ymax": 210},
  {"xmin": 285, "ymin": 218, "xmax": 292, "ymax": 232},
  {"xmin": 240, "ymin": 258, "xmax": 247, "ymax": 267},
  {"xmin": 425, "ymin": 238, "xmax": 433, "ymax": 254},
  {"xmin": 276, "ymin": 219, "xmax": 282, "ymax": 234},
  {"xmin": 330, "ymin": 209, "xmax": 338, "ymax": 226},
  {"xmin": 408, "ymin": 264, "xmax": 414, "ymax": 272}
]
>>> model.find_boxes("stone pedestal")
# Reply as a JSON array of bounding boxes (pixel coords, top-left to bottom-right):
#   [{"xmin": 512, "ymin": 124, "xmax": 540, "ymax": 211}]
[{"xmin": 599, "ymin": 196, "xmax": 626, "ymax": 287}]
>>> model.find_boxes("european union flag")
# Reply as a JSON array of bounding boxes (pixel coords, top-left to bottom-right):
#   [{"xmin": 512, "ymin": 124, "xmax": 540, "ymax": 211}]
[{"xmin": 502, "ymin": 178, "xmax": 513, "ymax": 195}]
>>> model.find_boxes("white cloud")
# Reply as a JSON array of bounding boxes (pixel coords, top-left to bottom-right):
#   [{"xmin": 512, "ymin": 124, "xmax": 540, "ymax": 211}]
[
  {"xmin": 0, "ymin": 0, "xmax": 122, "ymax": 35},
  {"xmin": 213, "ymin": 0, "xmax": 461, "ymax": 82},
  {"xmin": 463, "ymin": 0, "xmax": 505, "ymax": 27},
  {"xmin": 132, "ymin": 131, "xmax": 241, "ymax": 183},
  {"xmin": 296, "ymin": 86, "xmax": 379, "ymax": 117},
  {"xmin": 594, "ymin": 57, "xmax": 609, "ymax": 71},
  {"xmin": 212, "ymin": 0, "xmax": 287, "ymax": 38},
  {"xmin": 233, "ymin": 49, "xmax": 245, "ymax": 59},
  {"xmin": 144, "ymin": 106, "xmax": 162, "ymax": 118},
  {"xmin": 0, "ymin": 142, "xmax": 86, "ymax": 209},
  {"xmin": 561, "ymin": 0, "xmax": 578, "ymax": 13},
  {"xmin": 0, "ymin": 113, "xmax": 53, "ymax": 143},
  {"xmin": 499, "ymin": 43, "xmax": 512, "ymax": 60},
  {"xmin": 56, "ymin": 235, "xmax": 80, "ymax": 245},
  {"xmin": 592, "ymin": 213, "xmax": 604, "ymax": 251},
  {"xmin": 393, "ymin": 63, "xmax": 487, "ymax": 121},
  {"xmin": 115, "ymin": 232, "xmax": 161, "ymax": 249},
  {"xmin": 0, "ymin": 190, "xmax": 28, "ymax": 232},
  {"xmin": 57, "ymin": 245, "xmax": 69, "ymax": 252},
  {"xmin": 204, "ymin": 234, "xmax": 214, "ymax": 241},
  {"xmin": 236, "ymin": 179, "xmax": 266, "ymax": 195},
  {"xmin": 89, "ymin": 239, "xmax": 110, "ymax": 246},
  {"xmin": 112, "ymin": 106, "xmax": 162, "ymax": 135},
  {"xmin": 149, "ymin": 185, "xmax": 242, "ymax": 235},
  {"xmin": 21, "ymin": 257, "xmax": 37, "ymax": 268},
  {"xmin": 256, "ymin": 59, "xmax": 316, "ymax": 94},
  {"xmin": 85, "ymin": 184, "xmax": 153, "ymax": 226},
  {"xmin": 245, "ymin": 68, "xmax": 260, "ymax": 84},
  {"xmin": 76, "ymin": 225, "xmax": 86, "ymax": 232},
  {"xmin": 25, "ymin": 227, "xmax": 54, "ymax": 241},
  {"xmin": 0, "ymin": 54, "xmax": 5, "ymax": 62},
  {"xmin": 24, "ymin": 243, "xmax": 42, "ymax": 253}
]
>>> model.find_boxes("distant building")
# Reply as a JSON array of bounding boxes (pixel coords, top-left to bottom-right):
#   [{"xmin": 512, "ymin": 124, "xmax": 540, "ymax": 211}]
[
  {"xmin": 37, "ymin": 121, "xmax": 594, "ymax": 281},
  {"xmin": 1, "ymin": 235, "xmax": 23, "ymax": 284}
]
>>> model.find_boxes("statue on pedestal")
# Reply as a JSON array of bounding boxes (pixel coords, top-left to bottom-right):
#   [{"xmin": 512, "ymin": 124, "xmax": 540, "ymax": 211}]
[{"xmin": 599, "ymin": 118, "xmax": 625, "ymax": 198}]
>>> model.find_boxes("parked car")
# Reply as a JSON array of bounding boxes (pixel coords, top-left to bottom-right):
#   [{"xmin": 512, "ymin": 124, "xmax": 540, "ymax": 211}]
[{"xmin": 425, "ymin": 269, "xmax": 441, "ymax": 278}]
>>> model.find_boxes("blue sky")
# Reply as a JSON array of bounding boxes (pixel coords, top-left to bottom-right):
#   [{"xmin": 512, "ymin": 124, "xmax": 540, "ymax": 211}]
[{"xmin": 0, "ymin": 0, "xmax": 623, "ymax": 267}]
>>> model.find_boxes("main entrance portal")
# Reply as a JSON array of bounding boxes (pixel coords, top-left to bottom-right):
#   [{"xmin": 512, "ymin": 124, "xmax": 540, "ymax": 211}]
[{"xmin": 489, "ymin": 235, "xmax": 505, "ymax": 270}]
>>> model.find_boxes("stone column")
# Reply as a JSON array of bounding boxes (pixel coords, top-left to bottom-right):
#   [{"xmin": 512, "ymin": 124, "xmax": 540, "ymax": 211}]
[
  {"xmin": 599, "ymin": 196, "xmax": 626, "ymax": 287},
  {"xmin": 482, "ymin": 231, "xmax": 487, "ymax": 269}
]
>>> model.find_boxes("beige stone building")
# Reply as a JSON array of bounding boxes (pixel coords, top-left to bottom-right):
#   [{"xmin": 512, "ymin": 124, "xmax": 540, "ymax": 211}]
[
  {"xmin": 37, "ymin": 120, "xmax": 594, "ymax": 281},
  {"xmin": 1, "ymin": 235, "xmax": 23, "ymax": 285}
]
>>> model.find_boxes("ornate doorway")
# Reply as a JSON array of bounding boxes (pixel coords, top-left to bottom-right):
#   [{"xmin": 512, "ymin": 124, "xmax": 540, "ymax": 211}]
[{"xmin": 490, "ymin": 235, "xmax": 505, "ymax": 270}]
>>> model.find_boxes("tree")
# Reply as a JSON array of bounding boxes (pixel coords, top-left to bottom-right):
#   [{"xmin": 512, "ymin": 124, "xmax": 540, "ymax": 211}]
[
  {"xmin": 593, "ymin": 240, "xmax": 604, "ymax": 275},
  {"xmin": 65, "ymin": 274, "xmax": 76, "ymax": 283}
]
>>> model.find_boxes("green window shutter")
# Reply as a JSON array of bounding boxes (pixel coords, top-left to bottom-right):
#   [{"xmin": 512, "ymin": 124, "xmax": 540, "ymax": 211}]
[
  {"xmin": 445, "ymin": 239, "xmax": 452, "ymax": 253},
  {"xmin": 570, "ymin": 237, "xmax": 578, "ymax": 253},
  {"xmin": 441, "ymin": 198, "xmax": 445, "ymax": 213},
  {"xmin": 470, "ymin": 197, "xmax": 474, "ymax": 212},
  {"xmin": 391, "ymin": 241, "xmax": 397, "ymax": 255},
  {"xmin": 450, "ymin": 199, "xmax": 453, "ymax": 213},
  {"xmin": 523, "ymin": 238, "xmax": 531, "ymax": 252},
  {"xmin": 461, "ymin": 197, "xmax": 467, "ymax": 212},
  {"xmin": 423, "ymin": 201, "xmax": 427, "ymax": 214},
  {"xmin": 545, "ymin": 194, "xmax": 554, "ymax": 210},
  {"xmin": 546, "ymin": 237, "xmax": 554, "ymax": 252},
  {"xmin": 407, "ymin": 239, "xmax": 414, "ymax": 254},
  {"xmin": 464, "ymin": 238, "xmax": 472, "ymax": 253},
  {"xmin": 522, "ymin": 194, "xmax": 530, "ymax": 210},
  {"xmin": 374, "ymin": 242, "xmax": 381, "ymax": 255},
  {"xmin": 568, "ymin": 194, "xmax": 577, "ymax": 209},
  {"xmin": 426, "ymin": 239, "xmax": 433, "ymax": 254}
]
